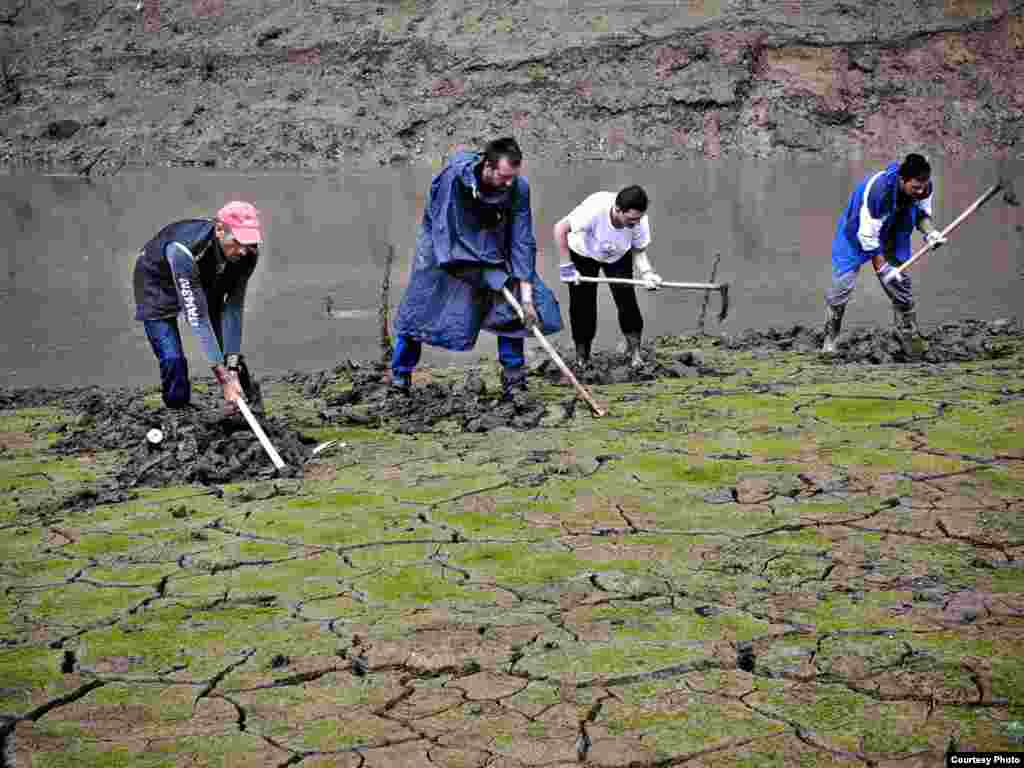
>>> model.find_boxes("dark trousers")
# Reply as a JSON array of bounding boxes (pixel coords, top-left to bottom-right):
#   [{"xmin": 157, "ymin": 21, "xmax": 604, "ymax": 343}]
[
  {"xmin": 144, "ymin": 318, "xmax": 191, "ymax": 408},
  {"xmin": 392, "ymin": 335, "xmax": 525, "ymax": 376},
  {"xmin": 826, "ymin": 259, "xmax": 915, "ymax": 314},
  {"xmin": 568, "ymin": 250, "xmax": 643, "ymax": 346}
]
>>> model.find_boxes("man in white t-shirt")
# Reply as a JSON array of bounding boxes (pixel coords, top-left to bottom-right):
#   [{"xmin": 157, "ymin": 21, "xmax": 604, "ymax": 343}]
[{"xmin": 553, "ymin": 185, "xmax": 662, "ymax": 368}]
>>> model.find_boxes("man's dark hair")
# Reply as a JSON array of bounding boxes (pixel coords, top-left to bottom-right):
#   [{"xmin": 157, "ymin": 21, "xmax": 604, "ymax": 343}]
[
  {"xmin": 483, "ymin": 137, "xmax": 523, "ymax": 167},
  {"xmin": 615, "ymin": 185, "xmax": 648, "ymax": 213},
  {"xmin": 899, "ymin": 153, "xmax": 931, "ymax": 181}
]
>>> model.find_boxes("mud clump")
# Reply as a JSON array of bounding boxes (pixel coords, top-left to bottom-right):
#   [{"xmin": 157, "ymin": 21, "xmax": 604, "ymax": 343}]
[
  {"xmin": 716, "ymin": 319, "xmax": 1022, "ymax": 364},
  {"xmin": 0, "ymin": 386, "xmax": 86, "ymax": 410},
  {"xmin": 320, "ymin": 348, "xmax": 706, "ymax": 434},
  {"xmin": 320, "ymin": 367, "xmax": 557, "ymax": 435},
  {"xmin": 44, "ymin": 385, "xmax": 312, "ymax": 487},
  {"xmin": 116, "ymin": 411, "xmax": 308, "ymax": 487},
  {"xmin": 536, "ymin": 346, "xmax": 706, "ymax": 386}
]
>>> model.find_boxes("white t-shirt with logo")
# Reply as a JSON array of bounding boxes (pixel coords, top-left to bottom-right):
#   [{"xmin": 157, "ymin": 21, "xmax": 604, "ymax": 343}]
[{"xmin": 566, "ymin": 191, "xmax": 652, "ymax": 264}]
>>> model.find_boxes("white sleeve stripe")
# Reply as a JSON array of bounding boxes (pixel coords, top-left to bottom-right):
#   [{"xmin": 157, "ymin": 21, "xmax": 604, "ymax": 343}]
[
  {"xmin": 857, "ymin": 171, "xmax": 886, "ymax": 252},
  {"xmin": 168, "ymin": 242, "xmax": 195, "ymax": 262},
  {"xmin": 918, "ymin": 190, "xmax": 933, "ymax": 217}
]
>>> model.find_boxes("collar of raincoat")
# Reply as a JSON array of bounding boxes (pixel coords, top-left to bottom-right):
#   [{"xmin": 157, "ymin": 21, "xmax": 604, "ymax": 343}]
[{"xmin": 452, "ymin": 151, "xmax": 515, "ymax": 205}]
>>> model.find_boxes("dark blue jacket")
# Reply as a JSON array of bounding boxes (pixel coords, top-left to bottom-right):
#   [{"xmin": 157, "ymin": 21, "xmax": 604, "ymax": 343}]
[{"xmin": 133, "ymin": 220, "xmax": 257, "ymax": 363}]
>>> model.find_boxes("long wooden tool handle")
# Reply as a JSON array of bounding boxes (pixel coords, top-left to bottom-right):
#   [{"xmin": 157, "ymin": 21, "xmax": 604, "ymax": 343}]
[
  {"xmin": 894, "ymin": 182, "xmax": 1003, "ymax": 276},
  {"xmin": 501, "ymin": 287, "xmax": 606, "ymax": 418},
  {"xmin": 236, "ymin": 397, "xmax": 287, "ymax": 470},
  {"xmin": 572, "ymin": 276, "xmax": 723, "ymax": 290}
]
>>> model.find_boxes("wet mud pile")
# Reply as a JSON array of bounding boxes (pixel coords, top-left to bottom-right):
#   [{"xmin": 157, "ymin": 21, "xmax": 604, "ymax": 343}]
[
  {"xmin": 320, "ymin": 349, "xmax": 706, "ymax": 434},
  {"xmin": 716, "ymin": 318, "xmax": 1022, "ymax": 364},
  {"xmin": 0, "ymin": 386, "xmax": 87, "ymax": 411},
  {"xmin": 110, "ymin": 410, "xmax": 308, "ymax": 486},
  {"xmin": 320, "ymin": 366, "xmax": 559, "ymax": 435},
  {"xmin": 47, "ymin": 386, "xmax": 310, "ymax": 486},
  {"xmin": 543, "ymin": 346, "xmax": 708, "ymax": 386}
]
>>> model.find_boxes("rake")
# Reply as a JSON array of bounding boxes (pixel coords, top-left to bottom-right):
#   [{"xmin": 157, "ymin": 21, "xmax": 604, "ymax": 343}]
[
  {"xmin": 500, "ymin": 286, "xmax": 606, "ymax": 418},
  {"xmin": 892, "ymin": 180, "xmax": 1006, "ymax": 278},
  {"xmin": 559, "ymin": 263, "xmax": 731, "ymax": 322}
]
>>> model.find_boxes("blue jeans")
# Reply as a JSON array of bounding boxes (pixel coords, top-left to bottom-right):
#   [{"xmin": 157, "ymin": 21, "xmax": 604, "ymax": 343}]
[
  {"xmin": 144, "ymin": 318, "xmax": 191, "ymax": 408},
  {"xmin": 392, "ymin": 334, "xmax": 525, "ymax": 381}
]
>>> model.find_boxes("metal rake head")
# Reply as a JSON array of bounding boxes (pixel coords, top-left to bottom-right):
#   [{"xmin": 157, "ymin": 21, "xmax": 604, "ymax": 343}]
[
  {"xmin": 1000, "ymin": 176, "xmax": 1020, "ymax": 207},
  {"xmin": 717, "ymin": 283, "xmax": 731, "ymax": 322}
]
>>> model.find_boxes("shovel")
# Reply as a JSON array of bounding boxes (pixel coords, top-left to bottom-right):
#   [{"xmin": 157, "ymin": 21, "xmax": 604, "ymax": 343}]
[
  {"xmin": 500, "ymin": 286, "xmax": 606, "ymax": 418},
  {"xmin": 559, "ymin": 263, "xmax": 731, "ymax": 321}
]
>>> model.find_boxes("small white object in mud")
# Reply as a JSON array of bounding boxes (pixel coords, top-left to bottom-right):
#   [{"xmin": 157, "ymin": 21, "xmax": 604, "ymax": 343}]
[
  {"xmin": 146, "ymin": 428, "xmax": 164, "ymax": 445},
  {"xmin": 312, "ymin": 440, "xmax": 345, "ymax": 457}
]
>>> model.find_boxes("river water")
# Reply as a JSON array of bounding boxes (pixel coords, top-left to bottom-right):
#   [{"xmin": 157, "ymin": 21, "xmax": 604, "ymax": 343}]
[{"xmin": 1, "ymin": 153, "xmax": 1021, "ymax": 388}]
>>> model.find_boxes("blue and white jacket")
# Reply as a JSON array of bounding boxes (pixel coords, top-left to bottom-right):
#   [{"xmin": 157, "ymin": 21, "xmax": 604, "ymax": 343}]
[{"xmin": 831, "ymin": 162, "xmax": 933, "ymax": 276}]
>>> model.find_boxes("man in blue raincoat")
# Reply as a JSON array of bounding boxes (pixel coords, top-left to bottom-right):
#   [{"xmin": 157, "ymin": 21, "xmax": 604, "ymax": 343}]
[
  {"xmin": 823, "ymin": 153, "xmax": 947, "ymax": 355},
  {"xmin": 391, "ymin": 137, "xmax": 562, "ymax": 398}
]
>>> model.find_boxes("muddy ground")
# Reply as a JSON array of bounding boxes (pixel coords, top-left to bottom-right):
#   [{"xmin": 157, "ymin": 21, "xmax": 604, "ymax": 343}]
[
  {"xmin": 1, "ymin": 320, "xmax": 1023, "ymax": 766},
  {"xmin": 0, "ymin": 0, "xmax": 1022, "ymax": 171}
]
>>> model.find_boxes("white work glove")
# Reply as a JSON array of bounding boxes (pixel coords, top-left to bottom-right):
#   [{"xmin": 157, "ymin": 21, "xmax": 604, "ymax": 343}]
[
  {"xmin": 559, "ymin": 262, "xmax": 581, "ymax": 285},
  {"xmin": 633, "ymin": 251, "xmax": 662, "ymax": 291},
  {"xmin": 925, "ymin": 230, "xmax": 947, "ymax": 250},
  {"xmin": 875, "ymin": 261, "xmax": 904, "ymax": 286},
  {"xmin": 641, "ymin": 271, "xmax": 662, "ymax": 291}
]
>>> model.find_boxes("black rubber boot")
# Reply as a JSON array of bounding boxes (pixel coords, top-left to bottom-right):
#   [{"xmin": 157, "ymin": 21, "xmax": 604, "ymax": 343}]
[
  {"xmin": 575, "ymin": 342, "xmax": 592, "ymax": 370},
  {"xmin": 229, "ymin": 356, "xmax": 264, "ymax": 415},
  {"xmin": 500, "ymin": 366, "xmax": 528, "ymax": 402},
  {"xmin": 895, "ymin": 309, "xmax": 926, "ymax": 360},
  {"xmin": 624, "ymin": 333, "xmax": 643, "ymax": 369}
]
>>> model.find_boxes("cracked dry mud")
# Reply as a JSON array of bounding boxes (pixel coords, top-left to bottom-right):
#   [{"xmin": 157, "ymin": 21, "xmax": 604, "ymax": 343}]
[{"xmin": 2, "ymin": 321, "xmax": 1023, "ymax": 767}]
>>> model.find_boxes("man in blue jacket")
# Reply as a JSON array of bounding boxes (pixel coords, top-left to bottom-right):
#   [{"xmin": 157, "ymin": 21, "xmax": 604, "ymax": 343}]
[
  {"xmin": 391, "ymin": 137, "xmax": 562, "ymax": 398},
  {"xmin": 133, "ymin": 201, "xmax": 263, "ymax": 414},
  {"xmin": 823, "ymin": 154, "xmax": 947, "ymax": 354}
]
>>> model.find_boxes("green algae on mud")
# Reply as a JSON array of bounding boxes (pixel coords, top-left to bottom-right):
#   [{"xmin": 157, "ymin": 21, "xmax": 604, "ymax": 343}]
[{"xmin": 2, "ymin": 327, "xmax": 1023, "ymax": 763}]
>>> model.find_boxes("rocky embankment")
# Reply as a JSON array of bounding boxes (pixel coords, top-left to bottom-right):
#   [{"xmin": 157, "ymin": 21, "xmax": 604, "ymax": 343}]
[{"xmin": 0, "ymin": 0, "xmax": 1022, "ymax": 171}]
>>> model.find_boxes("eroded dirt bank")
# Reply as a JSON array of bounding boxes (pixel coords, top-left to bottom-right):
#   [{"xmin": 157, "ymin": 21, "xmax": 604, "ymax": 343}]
[
  {"xmin": 1, "ymin": 321, "xmax": 1023, "ymax": 766},
  {"xmin": 0, "ymin": 0, "xmax": 1022, "ymax": 171}
]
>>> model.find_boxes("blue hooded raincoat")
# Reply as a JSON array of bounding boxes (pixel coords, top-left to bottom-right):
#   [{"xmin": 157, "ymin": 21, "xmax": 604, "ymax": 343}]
[
  {"xmin": 393, "ymin": 151, "xmax": 562, "ymax": 351},
  {"xmin": 831, "ymin": 162, "xmax": 934, "ymax": 278}
]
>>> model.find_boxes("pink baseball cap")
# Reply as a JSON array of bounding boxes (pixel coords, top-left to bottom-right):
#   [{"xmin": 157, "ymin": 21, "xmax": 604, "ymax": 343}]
[{"xmin": 217, "ymin": 201, "xmax": 263, "ymax": 245}]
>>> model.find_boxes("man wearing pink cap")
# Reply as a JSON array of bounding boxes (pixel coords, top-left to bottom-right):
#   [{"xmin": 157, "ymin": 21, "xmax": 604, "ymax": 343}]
[{"xmin": 133, "ymin": 201, "xmax": 263, "ymax": 414}]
